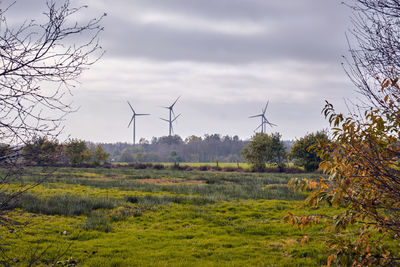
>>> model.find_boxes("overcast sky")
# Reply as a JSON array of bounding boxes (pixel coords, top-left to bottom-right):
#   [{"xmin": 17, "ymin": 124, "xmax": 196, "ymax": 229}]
[{"xmin": 13, "ymin": 0, "xmax": 357, "ymax": 143}]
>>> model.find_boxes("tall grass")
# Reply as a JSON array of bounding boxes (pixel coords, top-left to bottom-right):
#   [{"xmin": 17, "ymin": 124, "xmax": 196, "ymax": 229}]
[
  {"xmin": 1, "ymin": 167, "xmax": 313, "ymax": 219},
  {"xmin": 18, "ymin": 176, "xmax": 306, "ymax": 202},
  {"xmin": 2, "ymin": 193, "xmax": 120, "ymax": 216}
]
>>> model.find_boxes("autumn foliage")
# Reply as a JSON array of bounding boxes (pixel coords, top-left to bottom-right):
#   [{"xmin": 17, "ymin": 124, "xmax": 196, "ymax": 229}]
[
  {"xmin": 286, "ymin": 78, "xmax": 400, "ymax": 265},
  {"xmin": 284, "ymin": 0, "xmax": 400, "ymax": 264}
]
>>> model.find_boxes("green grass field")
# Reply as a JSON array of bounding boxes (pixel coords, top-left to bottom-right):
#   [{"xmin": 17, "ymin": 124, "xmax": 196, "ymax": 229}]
[{"xmin": 1, "ymin": 167, "xmax": 340, "ymax": 266}]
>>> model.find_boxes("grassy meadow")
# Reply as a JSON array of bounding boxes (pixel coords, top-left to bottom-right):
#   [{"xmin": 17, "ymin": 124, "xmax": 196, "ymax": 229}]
[{"xmin": 1, "ymin": 166, "xmax": 341, "ymax": 266}]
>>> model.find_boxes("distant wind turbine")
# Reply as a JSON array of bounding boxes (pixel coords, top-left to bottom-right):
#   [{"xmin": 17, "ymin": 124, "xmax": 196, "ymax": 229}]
[
  {"xmin": 127, "ymin": 101, "xmax": 150, "ymax": 145},
  {"xmin": 250, "ymin": 101, "xmax": 276, "ymax": 133},
  {"xmin": 160, "ymin": 96, "xmax": 181, "ymax": 136}
]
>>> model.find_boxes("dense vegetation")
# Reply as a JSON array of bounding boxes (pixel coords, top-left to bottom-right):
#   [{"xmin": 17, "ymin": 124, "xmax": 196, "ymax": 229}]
[
  {"xmin": 98, "ymin": 134, "xmax": 294, "ymax": 163},
  {"xmin": 288, "ymin": 131, "xmax": 329, "ymax": 172},
  {"xmin": 1, "ymin": 166, "xmax": 341, "ymax": 266},
  {"xmin": 242, "ymin": 133, "xmax": 286, "ymax": 171},
  {"xmin": 22, "ymin": 138, "xmax": 110, "ymax": 167}
]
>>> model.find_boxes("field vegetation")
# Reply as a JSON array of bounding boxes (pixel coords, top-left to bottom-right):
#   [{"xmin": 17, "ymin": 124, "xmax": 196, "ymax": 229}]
[
  {"xmin": 0, "ymin": 166, "xmax": 344, "ymax": 266},
  {"xmin": 1, "ymin": 0, "xmax": 400, "ymax": 265}
]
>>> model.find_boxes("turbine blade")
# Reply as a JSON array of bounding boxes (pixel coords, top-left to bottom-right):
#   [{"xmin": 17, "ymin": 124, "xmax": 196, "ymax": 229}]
[
  {"xmin": 255, "ymin": 123, "xmax": 263, "ymax": 131},
  {"xmin": 160, "ymin": 118, "xmax": 169, "ymax": 122},
  {"xmin": 172, "ymin": 113, "xmax": 181, "ymax": 123},
  {"xmin": 264, "ymin": 117, "xmax": 274, "ymax": 125},
  {"xmin": 170, "ymin": 95, "xmax": 181, "ymax": 108},
  {"xmin": 264, "ymin": 117, "xmax": 276, "ymax": 127},
  {"xmin": 127, "ymin": 101, "xmax": 135, "ymax": 114},
  {"xmin": 158, "ymin": 105, "xmax": 170, "ymax": 109},
  {"xmin": 249, "ymin": 114, "xmax": 262, "ymax": 118},
  {"xmin": 263, "ymin": 101, "xmax": 269, "ymax": 115},
  {"xmin": 128, "ymin": 116, "xmax": 134, "ymax": 128}
]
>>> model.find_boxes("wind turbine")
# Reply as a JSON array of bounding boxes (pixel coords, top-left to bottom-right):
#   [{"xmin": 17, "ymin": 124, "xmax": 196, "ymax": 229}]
[
  {"xmin": 127, "ymin": 101, "xmax": 150, "ymax": 145},
  {"xmin": 250, "ymin": 101, "xmax": 276, "ymax": 133},
  {"xmin": 160, "ymin": 96, "xmax": 181, "ymax": 136}
]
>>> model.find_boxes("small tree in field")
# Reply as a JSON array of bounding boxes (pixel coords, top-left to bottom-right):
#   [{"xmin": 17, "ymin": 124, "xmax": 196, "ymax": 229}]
[
  {"xmin": 64, "ymin": 139, "xmax": 90, "ymax": 167},
  {"xmin": 288, "ymin": 131, "xmax": 329, "ymax": 172},
  {"xmin": 242, "ymin": 132, "xmax": 286, "ymax": 171},
  {"xmin": 90, "ymin": 145, "xmax": 110, "ymax": 166},
  {"xmin": 22, "ymin": 137, "xmax": 62, "ymax": 166}
]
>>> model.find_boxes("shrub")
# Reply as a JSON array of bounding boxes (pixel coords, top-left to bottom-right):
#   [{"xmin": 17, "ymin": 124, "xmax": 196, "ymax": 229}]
[
  {"xmin": 199, "ymin": 165, "xmax": 210, "ymax": 171},
  {"xmin": 288, "ymin": 131, "xmax": 329, "ymax": 172},
  {"xmin": 152, "ymin": 164, "xmax": 165, "ymax": 170},
  {"xmin": 82, "ymin": 211, "xmax": 112, "ymax": 233},
  {"xmin": 242, "ymin": 133, "xmax": 286, "ymax": 172}
]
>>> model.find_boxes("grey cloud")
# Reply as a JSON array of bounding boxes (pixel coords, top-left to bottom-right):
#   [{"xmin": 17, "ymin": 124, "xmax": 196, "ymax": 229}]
[
  {"xmin": 7, "ymin": 0, "xmax": 359, "ymax": 142},
  {"xmin": 78, "ymin": 0, "xmax": 352, "ymax": 64},
  {"xmin": 9, "ymin": 0, "xmax": 352, "ymax": 65}
]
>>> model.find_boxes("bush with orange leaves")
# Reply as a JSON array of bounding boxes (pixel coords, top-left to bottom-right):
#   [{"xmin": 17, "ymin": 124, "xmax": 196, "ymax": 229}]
[{"xmin": 286, "ymin": 82, "xmax": 400, "ymax": 265}]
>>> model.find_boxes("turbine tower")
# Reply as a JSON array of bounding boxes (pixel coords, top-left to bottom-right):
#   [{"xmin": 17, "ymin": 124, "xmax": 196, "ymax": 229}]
[
  {"xmin": 250, "ymin": 101, "xmax": 276, "ymax": 133},
  {"xmin": 160, "ymin": 96, "xmax": 181, "ymax": 136},
  {"xmin": 127, "ymin": 101, "xmax": 150, "ymax": 145}
]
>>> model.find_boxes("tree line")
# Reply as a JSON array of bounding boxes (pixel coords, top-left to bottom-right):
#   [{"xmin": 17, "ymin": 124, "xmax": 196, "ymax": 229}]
[
  {"xmin": 13, "ymin": 131, "xmax": 328, "ymax": 172},
  {"xmin": 100, "ymin": 134, "xmax": 249, "ymax": 163},
  {"xmin": 99, "ymin": 134, "xmax": 296, "ymax": 164},
  {"xmin": 242, "ymin": 131, "xmax": 329, "ymax": 172},
  {"xmin": 20, "ymin": 137, "xmax": 110, "ymax": 167}
]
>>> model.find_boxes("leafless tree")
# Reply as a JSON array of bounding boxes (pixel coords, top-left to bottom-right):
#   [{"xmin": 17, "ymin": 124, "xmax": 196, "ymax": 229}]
[
  {"xmin": 345, "ymin": 0, "xmax": 400, "ymax": 113},
  {"xmin": 0, "ymin": 0, "xmax": 104, "ymax": 262}
]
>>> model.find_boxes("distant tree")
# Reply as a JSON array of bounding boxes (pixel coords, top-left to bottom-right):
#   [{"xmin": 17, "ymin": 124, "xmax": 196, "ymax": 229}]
[
  {"xmin": 120, "ymin": 151, "xmax": 135, "ymax": 162},
  {"xmin": 242, "ymin": 133, "xmax": 286, "ymax": 171},
  {"xmin": 204, "ymin": 134, "xmax": 221, "ymax": 142},
  {"xmin": 22, "ymin": 137, "xmax": 61, "ymax": 166},
  {"xmin": 185, "ymin": 135, "xmax": 202, "ymax": 143},
  {"xmin": 288, "ymin": 131, "xmax": 329, "ymax": 171},
  {"xmin": 151, "ymin": 137, "xmax": 158, "ymax": 145},
  {"xmin": 268, "ymin": 133, "xmax": 287, "ymax": 171},
  {"xmin": 222, "ymin": 135, "xmax": 232, "ymax": 142},
  {"xmin": 135, "ymin": 152, "xmax": 145, "ymax": 162},
  {"xmin": 226, "ymin": 154, "xmax": 241, "ymax": 163},
  {"xmin": 89, "ymin": 145, "xmax": 109, "ymax": 166},
  {"xmin": 65, "ymin": 139, "xmax": 90, "ymax": 166},
  {"xmin": 156, "ymin": 135, "xmax": 183, "ymax": 145},
  {"xmin": 138, "ymin": 138, "xmax": 149, "ymax": 145},
  {"xmin": 144, "ymin": 152, "xmax": 161, "ymax": 162},
  {"xmin": 168, "ymin": 150, "xmax": 183, "ymax": 163},
  {"xmin": 103, "ymin": 134, "xmax": 248, "ymax": 163}
]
